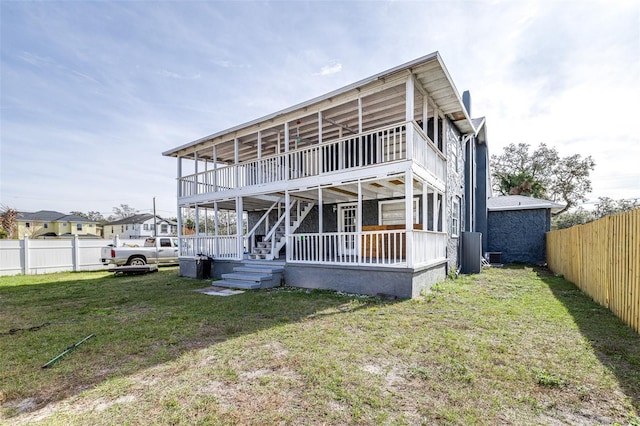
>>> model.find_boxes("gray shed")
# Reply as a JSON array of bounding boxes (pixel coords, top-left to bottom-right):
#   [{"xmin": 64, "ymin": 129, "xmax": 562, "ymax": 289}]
[{"xmin": 486, "ymin": 196, "xmax": 564, "ymax": 264}]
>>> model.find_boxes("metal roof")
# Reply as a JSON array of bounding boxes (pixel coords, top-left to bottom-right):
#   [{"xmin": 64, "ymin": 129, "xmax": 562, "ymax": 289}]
[{"xmin": 487, "ymin": 196, "xmax": 565, "ymax": 213}]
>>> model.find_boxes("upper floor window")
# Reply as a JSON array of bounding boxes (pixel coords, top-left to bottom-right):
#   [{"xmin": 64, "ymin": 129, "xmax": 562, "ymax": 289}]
[
  {"xmin": 43, "ymin": 223, "xmax": 49, "ymax": 229},
  {"xmin": 161, "ymin": 224, "xmax": 168, "ymax": 233},
  {"xmin": 25, "ymin": 222, "xmax": 30, "ymax": 228},
  {"xmin": 77, "ymin": 224, "xmax": 83, "ymax": 231}
]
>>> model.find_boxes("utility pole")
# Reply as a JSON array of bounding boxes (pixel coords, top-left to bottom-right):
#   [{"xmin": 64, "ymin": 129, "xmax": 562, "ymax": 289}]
[{"xmin": 153, "ymin": 197, "xmax": 157, "ymax": 237}]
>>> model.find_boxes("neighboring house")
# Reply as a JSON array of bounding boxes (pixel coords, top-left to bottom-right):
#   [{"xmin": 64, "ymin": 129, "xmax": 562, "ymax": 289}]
[
  {"xmin": 163, "ymin": 52, "xmax": 491, "ymax": 298},
  {"xmin": 16, "ymin": 210, "xmax": 100, "ymax": 239},
  {"xmin": 486, "ymin": 195, "xmax": 564, "ymax": 264},
  {"xmin": 103, "ymin": 214, "xmax": 178, "ymax": 239}
]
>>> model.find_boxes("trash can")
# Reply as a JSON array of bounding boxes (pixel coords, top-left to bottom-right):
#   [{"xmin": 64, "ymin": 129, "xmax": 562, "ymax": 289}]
[{"xmin": 195, "ymin": 254, "xmax": 212, "ymax": 279}]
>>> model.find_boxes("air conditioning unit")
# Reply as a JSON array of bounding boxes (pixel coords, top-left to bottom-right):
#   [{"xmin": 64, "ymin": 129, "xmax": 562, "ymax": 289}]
[{"xmin": 485, "ymin": 252, "xmax": 502, "ymax": 265}]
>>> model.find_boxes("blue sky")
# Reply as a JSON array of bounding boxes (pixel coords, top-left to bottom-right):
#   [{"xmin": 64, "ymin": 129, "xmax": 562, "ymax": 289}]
[{"xmin": 1, "ymin": 0, "xmax": 638, "ymax": 218}]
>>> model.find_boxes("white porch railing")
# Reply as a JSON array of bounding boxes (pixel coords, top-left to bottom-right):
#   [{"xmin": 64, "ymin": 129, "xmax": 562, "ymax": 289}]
[
  {"xmin": 286, "ymin": 230, "xmax": 447, "ymax": 267},
  {"xmin": 179, "ymin": 121, "xmax": 446, "ymax": 197},
  {"xmin": 179, "ymin": 235, "xmax": 244, "ymax": 259}
]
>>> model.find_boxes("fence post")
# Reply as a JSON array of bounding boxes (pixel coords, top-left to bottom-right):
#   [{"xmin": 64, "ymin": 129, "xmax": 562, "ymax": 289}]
[
  {"xmin": 73, "ymin": 234, "xmax": 80, "ymax": 272},
  {"xmin": 23, "ymin": 236, "xmax": 30, "ymax": 275}
]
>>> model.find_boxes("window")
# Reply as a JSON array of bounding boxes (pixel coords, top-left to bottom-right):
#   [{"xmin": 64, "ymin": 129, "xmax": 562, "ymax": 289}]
[
  {"xmin": 63, "ymin": 223, "xmax": 67, "ymax": 227},
  {"xmin": 379, "ymin": 198, "xmax": 419, "ymax": 225},
  {"xmin": 43, "ymin": 223, "xmax": 49, "ymax": 229},
  {"xmin": 77, "ymin": 224, "xmax": 83, "ymax": 231},
  {"xmin": 25, "ymin": 222, "xmax": 30, "ymax": 228},
  {"xmin": 451, "ymin": 198, "xmax": 460, "ymax": 237},
  {"xmin": 160, "ymin": 224, "xmax": 168, "ymax": 233},
  {"xmin": 143, "ymin": 224, "xmax": 149, "ymax": 231},
  {"xmin": 160, "ymin": 238, "xmax": 172, "ymax": 247}
]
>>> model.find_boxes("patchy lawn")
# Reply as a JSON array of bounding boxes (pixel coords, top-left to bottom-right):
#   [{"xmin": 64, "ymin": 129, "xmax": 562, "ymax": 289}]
[{"xmin": 1, "ymin": 265, "xmax": 638, "ymax": 425}]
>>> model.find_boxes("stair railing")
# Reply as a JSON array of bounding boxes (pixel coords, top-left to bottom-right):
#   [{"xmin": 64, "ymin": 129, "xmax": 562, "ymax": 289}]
[{"xmin": 244, "ymin": 198, "xmax": 283, "ymax": 254}]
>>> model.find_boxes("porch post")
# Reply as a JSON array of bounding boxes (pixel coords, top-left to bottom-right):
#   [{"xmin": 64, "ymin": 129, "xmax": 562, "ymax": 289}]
[
  {"xmin": 423, "ymin": 96, "xmax": 429, "ymax": 133},
  {"xmin": 358, "ymin": 96, "xmax": 363, "ymax": 167},
  {"xmin": 318, "ymin": 186, "xmax": 323, "ymax": 262},
  {"xmin": 434, "ymin": 109, "xmax": 439, "ymax": 150},
  {"xmin": 234, "ymin": 138, "xmax": 239, "ymax": 189},
  {"xmin": 213, "ymin": 201, "xmax": 219, "ymax": 258},
  {"xmin": 405, "ymin": 76, "xmax": 414, "ymax": 159},
  {"xmin": 284, "ymin": 122, "xmax": 290, "ymax": 180},
  {"xmin": 405, "ymin": 169, "xmax": 414, "ymax": 268},
  {"xmin": 318, "ymin": 111, "xmax": 323, "ymax": 174},
  {"xmin": 236, "ymin": 196, "xmax": 243, "ymax": 259},
  {"xmin": 422, "ymin": 182, "xmax": 428, "ymax": 228},
  {"xmin": 257, "ymin": 130, "xmax": 262, "ymax": 184},
  {"xmin": 176, "ymin": 157, "xmax": 183, "ymax": 254},
  {"xmin": 357, "ymin": 180, "xmax": 363, "ymax": 263},
  {"xmin": 284, "ymin": 190, "xmax": 291, "ymax": 261},
  {"xmin": 212, "ymin": 145, "xmax": 218, "ymax": 191}
]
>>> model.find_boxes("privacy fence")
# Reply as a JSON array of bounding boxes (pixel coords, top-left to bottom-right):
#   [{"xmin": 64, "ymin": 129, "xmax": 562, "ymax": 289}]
[
  {"xmin": 0, "ymin": 236, "xmax": 114, "ymax": 276},
  {"xmin": 546, "ymin": 208, "xmax": 640, "ymax": 333}
]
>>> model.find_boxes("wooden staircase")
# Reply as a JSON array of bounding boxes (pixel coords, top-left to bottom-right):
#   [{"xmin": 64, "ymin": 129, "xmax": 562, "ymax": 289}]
[{"xmin": 248, "ymin": 199, "xmax": 314, "ymax": 260}]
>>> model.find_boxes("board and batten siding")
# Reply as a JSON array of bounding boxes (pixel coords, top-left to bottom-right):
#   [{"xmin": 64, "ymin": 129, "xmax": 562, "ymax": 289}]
[{"xmin": 546, "ymin": 208, "xmax": 640, "ymax": 333}]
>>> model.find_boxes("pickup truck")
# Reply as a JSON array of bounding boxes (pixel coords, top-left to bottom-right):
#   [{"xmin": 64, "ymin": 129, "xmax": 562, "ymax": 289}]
[{"xmin": 101, "ymin": 237, "xmax": 179, "ymax": 266}]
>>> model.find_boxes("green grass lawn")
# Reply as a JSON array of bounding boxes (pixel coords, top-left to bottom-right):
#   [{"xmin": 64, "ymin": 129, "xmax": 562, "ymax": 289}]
[{"xmin": 1, "ymin": 266, "xmax": 638, "ymax": 425}]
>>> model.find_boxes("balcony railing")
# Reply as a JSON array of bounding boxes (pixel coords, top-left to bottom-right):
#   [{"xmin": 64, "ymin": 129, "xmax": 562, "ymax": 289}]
[{"xmin": 179, "ymin": 121, "xmax": 446, "ymax": 198}]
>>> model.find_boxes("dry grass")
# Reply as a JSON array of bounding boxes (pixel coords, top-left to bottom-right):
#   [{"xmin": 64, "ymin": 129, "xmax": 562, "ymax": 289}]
[{"xmin": 1, "ymin": 265, "xmax": 639, "ymax": 425}]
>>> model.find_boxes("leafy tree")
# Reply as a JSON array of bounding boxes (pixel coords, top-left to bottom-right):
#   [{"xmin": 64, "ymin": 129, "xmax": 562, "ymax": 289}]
[
  {"xmin": 552, "ymin": 197, "xmax": 639, "ymax": 229},
  {"xmin": 111, "ymin": 204, "xmax": 139, "ymax": 220},
  {"xmin": 594, "ymin": 197, "xmax": 639, "ymax": 218},
  {"xmin": 0, "ymin": 205, "xmax": 18, "ymax": 239},
  {"xmin": 552, "ymin": 208, "xmax": 595, "ymax": 229},
  {"xmin": 491, "ymin": 143, "xmax": 595, "ymax": 215}
]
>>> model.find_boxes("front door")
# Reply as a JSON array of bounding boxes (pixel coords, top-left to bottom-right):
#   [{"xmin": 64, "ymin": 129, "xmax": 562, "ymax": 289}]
[{"xmin": 338, "ymin": 203, "xmax": 358, "ymax": 256}]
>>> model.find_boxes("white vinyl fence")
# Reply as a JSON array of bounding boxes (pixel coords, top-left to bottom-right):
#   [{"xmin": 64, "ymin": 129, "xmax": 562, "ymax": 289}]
[{"xmin": 0, "ymin": 236, "xmax": 117, "ymax": 276}]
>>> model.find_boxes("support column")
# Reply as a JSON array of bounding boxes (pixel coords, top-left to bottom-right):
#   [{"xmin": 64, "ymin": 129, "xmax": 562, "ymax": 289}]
[
  {"xmin": 236, "ymin": 196, "xmax": 243, "ymax": 259},
  {"xmin": 406, "ymin": 76, "xmax": 415, "ymax": 159},
  {"xmin": 234, "ymin": 138, "xmax": 239, "ymax": 189},
  {"xmin": 213, "ymin": 146, "xmax": 218, "ymax": 191},
  {"xmin": 318, "ymin": 186, "xmax": 323, "ymax": 262},
  {"xmin": 284, "ymin": 122, "xmax": 290, "ymax": 180},
  {"xmin": 357, "ymin": 180, "xmax": 363, "ymax": 262},
  {"xmin": 284, "ymin": 191, "xmax": 291, "ymax": 261},
  {"xmin": 257, "ymin": 130, "xmax": 262, "ymax": 184},
  {"xmin": 214, "ymin": 201, "xmax": 219, "ymax": 258},
  {"xmin": 405, "ymin": 170, "xmax": 414, "ymax": 268},
  {"xmin": 358, "ymin": 96, "xmax": 363, "ymax": 167},
  {"xmin": 318, "ymin": 111, "xmax": 323, "ymax": 174},
  {"xmin": 176, "ymin": 157, "xmax": 183, "ymax": 256}
]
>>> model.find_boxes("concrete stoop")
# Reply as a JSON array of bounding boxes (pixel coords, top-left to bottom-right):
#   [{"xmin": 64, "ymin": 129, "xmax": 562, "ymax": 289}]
[{"xmin": 214, "ymin": 261, "xmax": 285, "ymax": 290}]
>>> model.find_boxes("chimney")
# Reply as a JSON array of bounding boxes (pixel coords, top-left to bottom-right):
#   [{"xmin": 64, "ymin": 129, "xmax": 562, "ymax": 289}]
[{"xmin": 462, "ymin": 90, "xmax": 471, "ymax": 117}]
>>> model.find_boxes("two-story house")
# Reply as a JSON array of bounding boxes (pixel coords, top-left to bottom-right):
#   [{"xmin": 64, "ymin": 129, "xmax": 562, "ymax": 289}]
[
  {"xmin": 163, "ymin": 52, "xmax": 490, "ymax": 298},
  {"xmin": 16, "ymin": 210, "xmax": 100, "ymax": 239},
  {"xmin": 102, "ymin": 214, "xmax": 178, "ymax": 239}
]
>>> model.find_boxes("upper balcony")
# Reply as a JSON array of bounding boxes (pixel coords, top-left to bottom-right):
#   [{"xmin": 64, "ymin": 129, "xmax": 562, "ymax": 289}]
[{"xmin": 177, "ymin": 120, "xmax": 446, "ymax": 199}]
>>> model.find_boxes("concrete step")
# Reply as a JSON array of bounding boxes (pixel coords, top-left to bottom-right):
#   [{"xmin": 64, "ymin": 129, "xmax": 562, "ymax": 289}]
[
  {"xmin": 214, "ymin": 279, "xmax": 262, "ymax": 290},
  {"xmin": 221, "ymin": 272, "xmax": 272, "ymax": 282},
  {"xmin": 235, "ymin": 266, "xmax": 284, "ymax": 274}
]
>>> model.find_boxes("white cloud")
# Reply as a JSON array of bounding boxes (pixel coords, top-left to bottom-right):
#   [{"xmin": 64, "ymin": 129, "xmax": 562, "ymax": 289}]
[{"xmin": 314, "ymin": 62, "xmax": 342, "ymax": 76}]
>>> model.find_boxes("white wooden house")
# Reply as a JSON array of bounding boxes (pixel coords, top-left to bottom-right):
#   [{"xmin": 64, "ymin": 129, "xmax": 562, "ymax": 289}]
[
  {"xmin": 103, "ymin": 214, "xmax": 178, "ymax": 240},
  {"xmin": 163, "ymin": 52, "xmax": 490, "ymax": 298}
]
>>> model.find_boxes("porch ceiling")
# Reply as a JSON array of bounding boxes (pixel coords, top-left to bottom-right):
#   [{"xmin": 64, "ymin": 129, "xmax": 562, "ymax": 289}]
[
  {"xmin": 196, "ymin": 175, "xmax": 430, "ymax": 212},
  {"xmin": 164, "ymin": 52, "xmax": 474, "ymax": 163}
]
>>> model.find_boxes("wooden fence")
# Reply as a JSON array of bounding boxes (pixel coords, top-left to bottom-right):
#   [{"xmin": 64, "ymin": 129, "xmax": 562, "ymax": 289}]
[{"xmin": 546, "ymin": 208, "xmax": 640, "ymax": 333}]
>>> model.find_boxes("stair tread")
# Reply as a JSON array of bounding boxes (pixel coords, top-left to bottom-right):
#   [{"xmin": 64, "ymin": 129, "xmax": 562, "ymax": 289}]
[
  {"xmin": 235, "ymin": 266, "xmax": 284, "ymax": 274},
  {"xmin": 214, "ymin": 280, "xmax": 262, "ymax": 290},
  {"xmin": 222, "ymin": 272, "xmax": 272, "ymax": 281}
]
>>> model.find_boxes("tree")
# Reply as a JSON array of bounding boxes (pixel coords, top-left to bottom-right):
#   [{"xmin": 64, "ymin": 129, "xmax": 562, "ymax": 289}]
[
  {"xmin": 0, "ymin": 205, "xmax": 18, "ymax": 239},
  {"xmin": 111, "ymin": 204, "xmax": 139, "ymax": 220},
  {"xmin": 491, "ymin": 143, "xmax": 595, "ymax": 215},
  {"xmin": 70, "ymin": 210, "xmax": 106, "ymax": 224},
  {"xmin": 594, "ymin": 197, "xmax": 639, "ymax": 218},
  {"xmin": 552, "ymin": 197, "xmax": 639, "ymax": 229}
]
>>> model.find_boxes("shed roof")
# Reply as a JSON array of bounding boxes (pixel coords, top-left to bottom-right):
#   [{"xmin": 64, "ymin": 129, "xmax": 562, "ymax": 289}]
[
  {"xmin": 104, "ymin": 214, "xmax": 176, "ymax": 226},
  {"xmin": 487, "ymin": 196, "xmax": 565, "ymax": 213}
]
